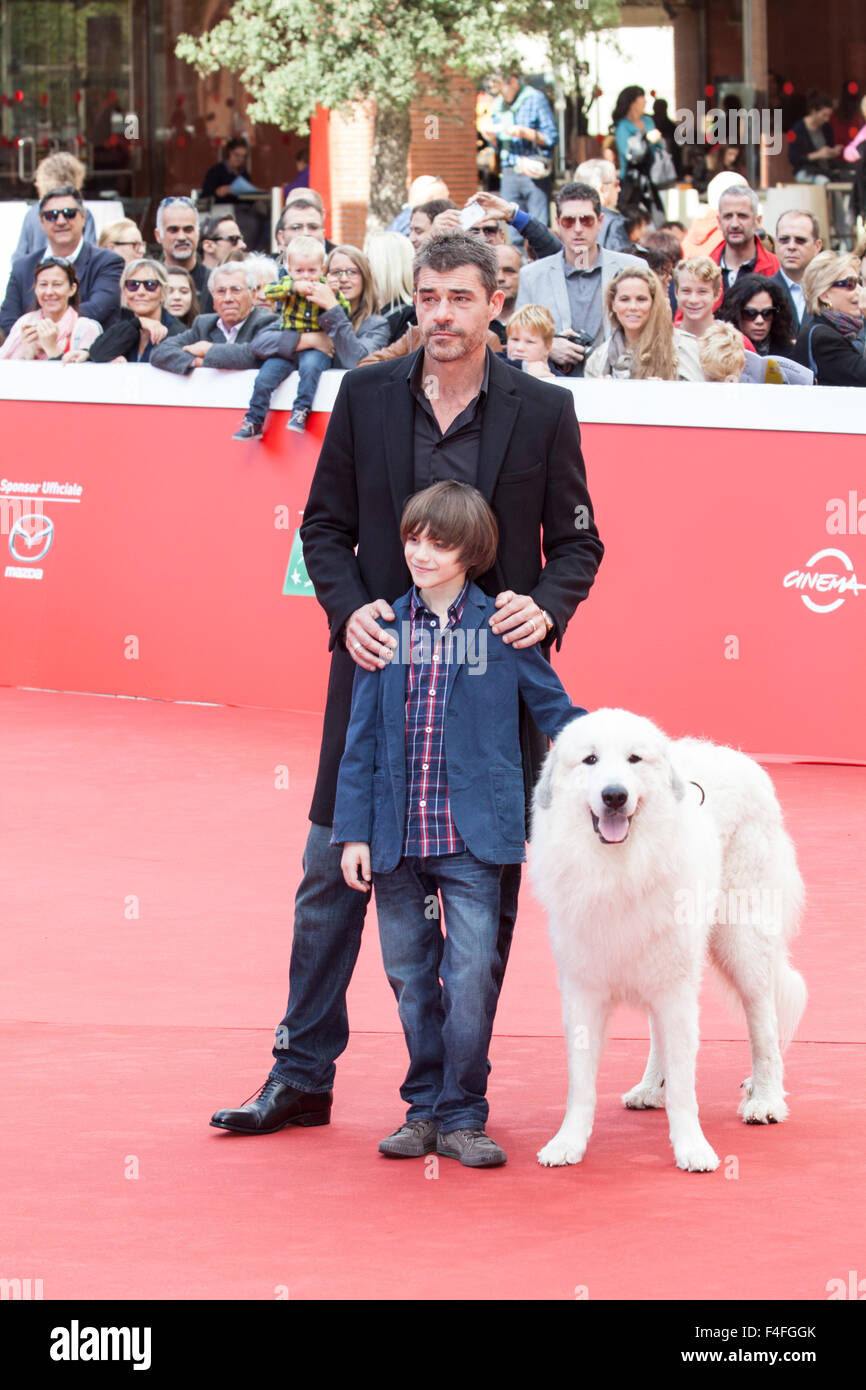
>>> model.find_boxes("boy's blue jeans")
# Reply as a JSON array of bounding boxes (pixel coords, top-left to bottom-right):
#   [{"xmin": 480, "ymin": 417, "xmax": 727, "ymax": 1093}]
[
  {"xmin": 268, "ymin": 825, "xmax": 521, "ymax": 1098},
  {"xmin": 246, "ymin": 347, "xmax": 331, "ymax": 425},
  {"xmin": 372, "ymin": 849, "xmax": 507, "ymax": 1133}
]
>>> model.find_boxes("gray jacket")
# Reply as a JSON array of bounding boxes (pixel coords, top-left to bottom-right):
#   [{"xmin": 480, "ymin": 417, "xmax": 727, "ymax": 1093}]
[
  {"xmin": 515, "ymin": 246, "xmax": 644, "ymax": 344},
  {"xmin": 150, "ymin": 308, "xmax": 277, "ymax": 374}
]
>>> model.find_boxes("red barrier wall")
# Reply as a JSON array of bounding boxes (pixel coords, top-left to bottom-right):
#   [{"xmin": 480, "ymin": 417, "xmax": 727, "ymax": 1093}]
[{"xmin": 1, "ymin": 370, "xmax": 865, "ymax": 760}]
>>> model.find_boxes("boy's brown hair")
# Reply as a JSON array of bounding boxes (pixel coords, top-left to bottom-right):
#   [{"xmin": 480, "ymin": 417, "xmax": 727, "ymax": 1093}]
[
  {"xmin": 400, "ymin": 481, "xmax": 499, "ymax": 582},
  {"xmin": 506, "ymin": 302, "xmax": 555, "ymax": 347}
]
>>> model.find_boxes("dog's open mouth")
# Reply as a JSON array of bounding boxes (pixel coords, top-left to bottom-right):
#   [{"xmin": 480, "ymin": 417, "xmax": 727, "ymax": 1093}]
[{"xmin": 591, "ymin": 811, "xmax": 632, "ymax": 844}]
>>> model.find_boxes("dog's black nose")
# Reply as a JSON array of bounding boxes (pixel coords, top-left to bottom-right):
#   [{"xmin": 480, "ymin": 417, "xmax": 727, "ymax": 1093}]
[{"xmin": 602, "ymin": 784, "xmax": 629, "ymax": 811}]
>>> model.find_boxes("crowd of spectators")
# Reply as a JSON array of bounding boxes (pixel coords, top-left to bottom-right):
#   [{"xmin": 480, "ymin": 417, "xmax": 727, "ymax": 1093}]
[{"xmin": 3, "ymin": 90, "xmax": 866, "ymax": 399}]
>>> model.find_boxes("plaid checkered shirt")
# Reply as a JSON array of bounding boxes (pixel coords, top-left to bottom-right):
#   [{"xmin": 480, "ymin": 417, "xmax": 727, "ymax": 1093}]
[
  {"xmin": 263, "ymin": 270, "xmax": 350, "ymax": 332},
  {"xmin": 402, "ymin": 580, "xmax": 470, "ymax": 858}
]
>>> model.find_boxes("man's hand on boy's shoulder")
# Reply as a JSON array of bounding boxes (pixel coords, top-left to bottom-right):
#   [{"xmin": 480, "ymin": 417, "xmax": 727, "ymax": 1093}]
[
  {"xmin": 489, "ymin": 590, "xmax": 550, "ymax": 648},
  {"xmin": 343, "ymin": 599, "xmax": 398, "ymax": 670}
]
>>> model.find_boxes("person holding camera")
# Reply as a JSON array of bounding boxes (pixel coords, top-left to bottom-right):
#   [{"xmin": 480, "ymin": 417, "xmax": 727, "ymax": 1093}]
[{"xmin": 514, "ymin": 182, "xmax": 643, "ymax": 376}]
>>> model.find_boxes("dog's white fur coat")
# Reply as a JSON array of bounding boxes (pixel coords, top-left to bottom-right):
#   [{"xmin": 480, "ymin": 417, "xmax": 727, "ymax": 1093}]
[{"xmin": 529, "ymin": 708, "xmax": 807, "ymax": 1172}]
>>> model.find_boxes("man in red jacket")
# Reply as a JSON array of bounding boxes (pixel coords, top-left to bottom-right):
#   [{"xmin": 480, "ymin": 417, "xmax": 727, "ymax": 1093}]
[{"xmin": 712, "ymin": 186, "xmax": 779, "ymax": 300}]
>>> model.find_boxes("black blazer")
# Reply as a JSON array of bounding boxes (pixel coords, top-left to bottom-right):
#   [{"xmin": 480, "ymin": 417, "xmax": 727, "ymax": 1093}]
[
  {"xmin": 0, "ymin": 241, "xmax": 124, "ymax": 335},
  {"xmin": 299, "ymin": 347, "xmax": 604, "ymax": 825},
  {"xmin": 793, "ymin": 314, "xmax": 866, "ymax": 386}
]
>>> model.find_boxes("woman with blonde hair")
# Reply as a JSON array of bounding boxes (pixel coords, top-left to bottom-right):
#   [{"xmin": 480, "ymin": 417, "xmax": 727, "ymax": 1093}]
[
  {"xmin": 794, "ymin": 250, "xmax": 866, "ymax": 385},
  {"xmin": 70, "ymin": 258, "xmax": 183, "ymax": 363},
  {"xmin": 364, "ymin": 231, "xmax": 415, "ymax": 341},
  {"xmin": 13, "ymin": 152, "xmax": 97, "ymax": 261},
  {"xmin": 584, "ymin": 266, "xmax": 677, "ymax": 379},
  {"xmin": 98, "ymin": 219, "xmax": 145, "ymax": 263}
]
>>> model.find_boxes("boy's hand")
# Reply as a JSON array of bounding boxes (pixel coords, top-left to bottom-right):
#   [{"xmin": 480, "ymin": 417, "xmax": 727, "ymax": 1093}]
[
  {"xmin": 341, "ymin": 843, "xmax": 372, "ymax": 891},
  {"xmin": 305, "ymin": 279, "xmax": 339, "ymax": 312},
  {"xmin": 490, "ymin": 590, "xmax": 547, "ymax": 648}
]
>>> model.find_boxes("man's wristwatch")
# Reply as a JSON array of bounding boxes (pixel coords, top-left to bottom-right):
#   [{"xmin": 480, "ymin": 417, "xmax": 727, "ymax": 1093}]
[{"xmin": 505, "ymin": 202, "xmax": 518, "ymax": 224}]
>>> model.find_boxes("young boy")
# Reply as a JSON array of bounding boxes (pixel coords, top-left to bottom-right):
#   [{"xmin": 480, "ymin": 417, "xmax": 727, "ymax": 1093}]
[
  {"xmin": 505, "ymin": 303, "xmax": 556, "ymax": 379},
  {"xmin": 232, "ymin": 236, "xmax": 349, "ymax": 440},
  {"xmin": 697, "ymin": 320, "xmax": 746, "ymax": 382},
  {"xmin": 331, "ymin": 481, "xmax": 585, "ymax": 1168}
]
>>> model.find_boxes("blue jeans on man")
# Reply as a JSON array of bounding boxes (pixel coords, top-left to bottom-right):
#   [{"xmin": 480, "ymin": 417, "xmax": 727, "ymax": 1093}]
[{"xmin": 499, "ymin": 167, "xmax": 552, "ymax": 238}]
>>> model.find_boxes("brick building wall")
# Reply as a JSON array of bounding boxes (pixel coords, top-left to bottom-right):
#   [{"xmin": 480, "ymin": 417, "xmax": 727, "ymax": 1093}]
[{"xmin": 326, "ymin": 74, "xmax": 479, "ymax": 244}]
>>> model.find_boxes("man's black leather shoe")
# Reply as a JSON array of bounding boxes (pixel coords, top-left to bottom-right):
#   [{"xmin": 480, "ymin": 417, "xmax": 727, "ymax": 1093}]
[{"xmin": 210, "ymin": 1078, "xmax": 332, "ymax": 1134}]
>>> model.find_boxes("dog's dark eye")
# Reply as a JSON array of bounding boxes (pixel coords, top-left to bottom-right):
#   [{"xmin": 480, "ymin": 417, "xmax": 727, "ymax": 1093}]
[
  {"xmin": 583, "ymin": 754, "xmax": 598, "ymax": 765},
  {"xmin": 627, "ymin": 754, "xmax": 642, "ymax": 764}
]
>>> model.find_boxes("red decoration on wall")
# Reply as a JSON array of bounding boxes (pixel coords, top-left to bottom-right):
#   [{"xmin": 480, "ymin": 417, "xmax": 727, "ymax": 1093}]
[
  {"xmin": 108, "ymin": 90, "xmax": 117, "ymax": 103},
  {"xmin": 39, "ymin": 93, "xmax": 48, "ymax": 106},
  {"xmin": 176, "ymin": 134, "xmax": 186, "ymax": 148},
  {"xmin": 786, "ymin": 129, "xmax": 796, "ymax": 143},
  {"xmin": 650, "ymin": 89, "xmax": 656, "ymax": 98},
  {"xmin": 850, "ymin": 126, "xmax": 859, "ymax": 139},
  {"xmin": 14, "ymin": 89, "xmax": 24, "ymax": 102},
  {"xmin": 176, "ymin": 93, "xmax": 185, "ymax": 105},
  {"xmin": 74, "ymin": 91, "xmax": 82, "ymax": 103},
  {"xmin": 704, "ymin": 85, "xmax": 715, "ymax": 98},
  {"xmin": 76, "ymin": 135, "xmax": 85, "ymax": 146},
  {"xmin": 847, "ymin": 81, "xmax": 859, "ymax": 95},
  {"xmin": 783, "ymin": 81, "xmax": 794, "ymax": 95}
]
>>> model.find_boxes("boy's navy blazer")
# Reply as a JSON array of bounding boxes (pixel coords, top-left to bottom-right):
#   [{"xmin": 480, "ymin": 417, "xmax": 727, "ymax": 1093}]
[{"xmin": 331, "ymin": 581, "xmax": 585, "ymax": 872}]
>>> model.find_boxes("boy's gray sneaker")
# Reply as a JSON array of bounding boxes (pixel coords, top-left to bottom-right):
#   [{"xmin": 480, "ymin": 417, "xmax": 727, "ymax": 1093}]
[
  {"xmin": 232, "ymin": 417, "xmax": 263, "ymax": 441},
  {"xmin": 437, "ymin": 1127, "xmax": 507, "ymax": 1167},
  {"xmin": 378, "ymin": 1118, "xmax": 438, "ymax": 1158},
  {"xmin": 286, "ymin": 408, "xmax": 309, "ymax": 433}
]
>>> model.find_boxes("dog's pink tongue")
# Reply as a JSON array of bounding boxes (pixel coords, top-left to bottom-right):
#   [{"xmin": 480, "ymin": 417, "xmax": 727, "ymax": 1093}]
[{"xmin": 599, "ymin": 813, "xmax": 630, "ymax": 843}]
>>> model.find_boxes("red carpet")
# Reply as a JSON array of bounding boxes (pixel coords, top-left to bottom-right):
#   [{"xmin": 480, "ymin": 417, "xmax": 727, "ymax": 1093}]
[{"xmin": 1, "ymin": 688, "xmax": 864, "ymax": 1300}]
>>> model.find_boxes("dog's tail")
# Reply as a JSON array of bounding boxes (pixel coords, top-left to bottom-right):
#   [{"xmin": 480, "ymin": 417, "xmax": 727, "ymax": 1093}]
[{"xmin": 775, "ymin": 957, "xmax": 808, "ymax": 1052}]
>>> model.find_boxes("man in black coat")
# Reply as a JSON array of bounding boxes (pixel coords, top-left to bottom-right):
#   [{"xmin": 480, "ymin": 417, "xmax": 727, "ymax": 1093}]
[
  {"xmin": 150, "ymin": 263, "xmax": 276, "ymax": 374},
  {"xmin": 0, "ymin": 186, "xmax": 123, "ymax": 336},
  {"xmin": 211, "ymin": 234, "xmax": 604, "ymax": 1138}
]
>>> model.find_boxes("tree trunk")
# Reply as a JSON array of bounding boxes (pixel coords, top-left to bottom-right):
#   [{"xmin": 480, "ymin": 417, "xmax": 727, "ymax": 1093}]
[{"xmin": 367, "ymin": 102, "xmax": 413, "ymax": 234}]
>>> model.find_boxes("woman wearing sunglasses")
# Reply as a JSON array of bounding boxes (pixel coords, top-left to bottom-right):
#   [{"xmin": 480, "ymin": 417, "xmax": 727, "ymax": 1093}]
[
  {"xmin": 0, "ymin": 257, "xmax": 102, "ymax": 361},
  {"xmin": 717, "ymin": 273, "xmax": 797, "ymax": 357},
  {"xmin": 73, "ymin": 259, "xmax": 183, "ymax": 363},
  {"xmin": 794, "ymin": 251, "xmax": 866, "ymax": 386}
]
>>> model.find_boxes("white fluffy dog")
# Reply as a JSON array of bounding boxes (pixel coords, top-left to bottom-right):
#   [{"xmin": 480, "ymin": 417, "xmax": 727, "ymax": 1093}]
[{"xmin": 529, "ymin": 708, "xmax": 807, "ymax": 1173}]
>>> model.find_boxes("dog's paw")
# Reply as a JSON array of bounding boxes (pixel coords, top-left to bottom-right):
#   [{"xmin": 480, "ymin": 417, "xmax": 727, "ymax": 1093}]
[
  {"xmin": 674, "ymin": 1139, "xmax": 720, "ymax": 1172},
  {"xmin": 623, "ymin": 1081, "xmax": 665, "ymax": 1109},
  {"xmin": 741, "ymin": 1076, "xmax": 753, "ymax": 1096},
  {"xmin": 739, "ymin": 1091, "xmax": 788, "ymax": 1125},
  {"xmin": 537, "ymin": 1134, "xmax": 587, "ymax": 1167}
]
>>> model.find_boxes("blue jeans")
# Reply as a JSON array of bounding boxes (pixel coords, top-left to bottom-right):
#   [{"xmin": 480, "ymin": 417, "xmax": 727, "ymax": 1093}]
[
  {"xmin": 246, "ymin": 348, "xmax": 331, "ymax": 426},
  {"xmin": 269, "ymin": 824, "xmax": 521, "ymax": 1098},
  {"xmin": 499, "ymin": 167, "xmax": 553, "ymax": 236},
  {"xmin": 373, "ymin": 850, "xmax": 509, "ymax": 1132}
]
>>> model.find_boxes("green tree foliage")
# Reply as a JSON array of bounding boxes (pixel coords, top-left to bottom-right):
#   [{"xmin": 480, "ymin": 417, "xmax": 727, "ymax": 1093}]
[{"xmin": 176, "ymin": 0, "xmax": 622, "ymax": 226}]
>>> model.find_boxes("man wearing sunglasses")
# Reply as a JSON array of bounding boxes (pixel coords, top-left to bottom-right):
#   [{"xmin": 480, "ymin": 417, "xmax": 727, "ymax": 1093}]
[
  {"xmin": 772, "ymin": 210, "xmax": 823, "ymax": 327},
  {"xmin": 0, "ymin": 186, "xmax": 123, "ymax": 338},
  {"xmin": 514, "ymin": 181, "xmax": 643, "ymax": 374},
  {"xmin": 200, "ymin": 215, "xmax": 248, "ymax": 271}
]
